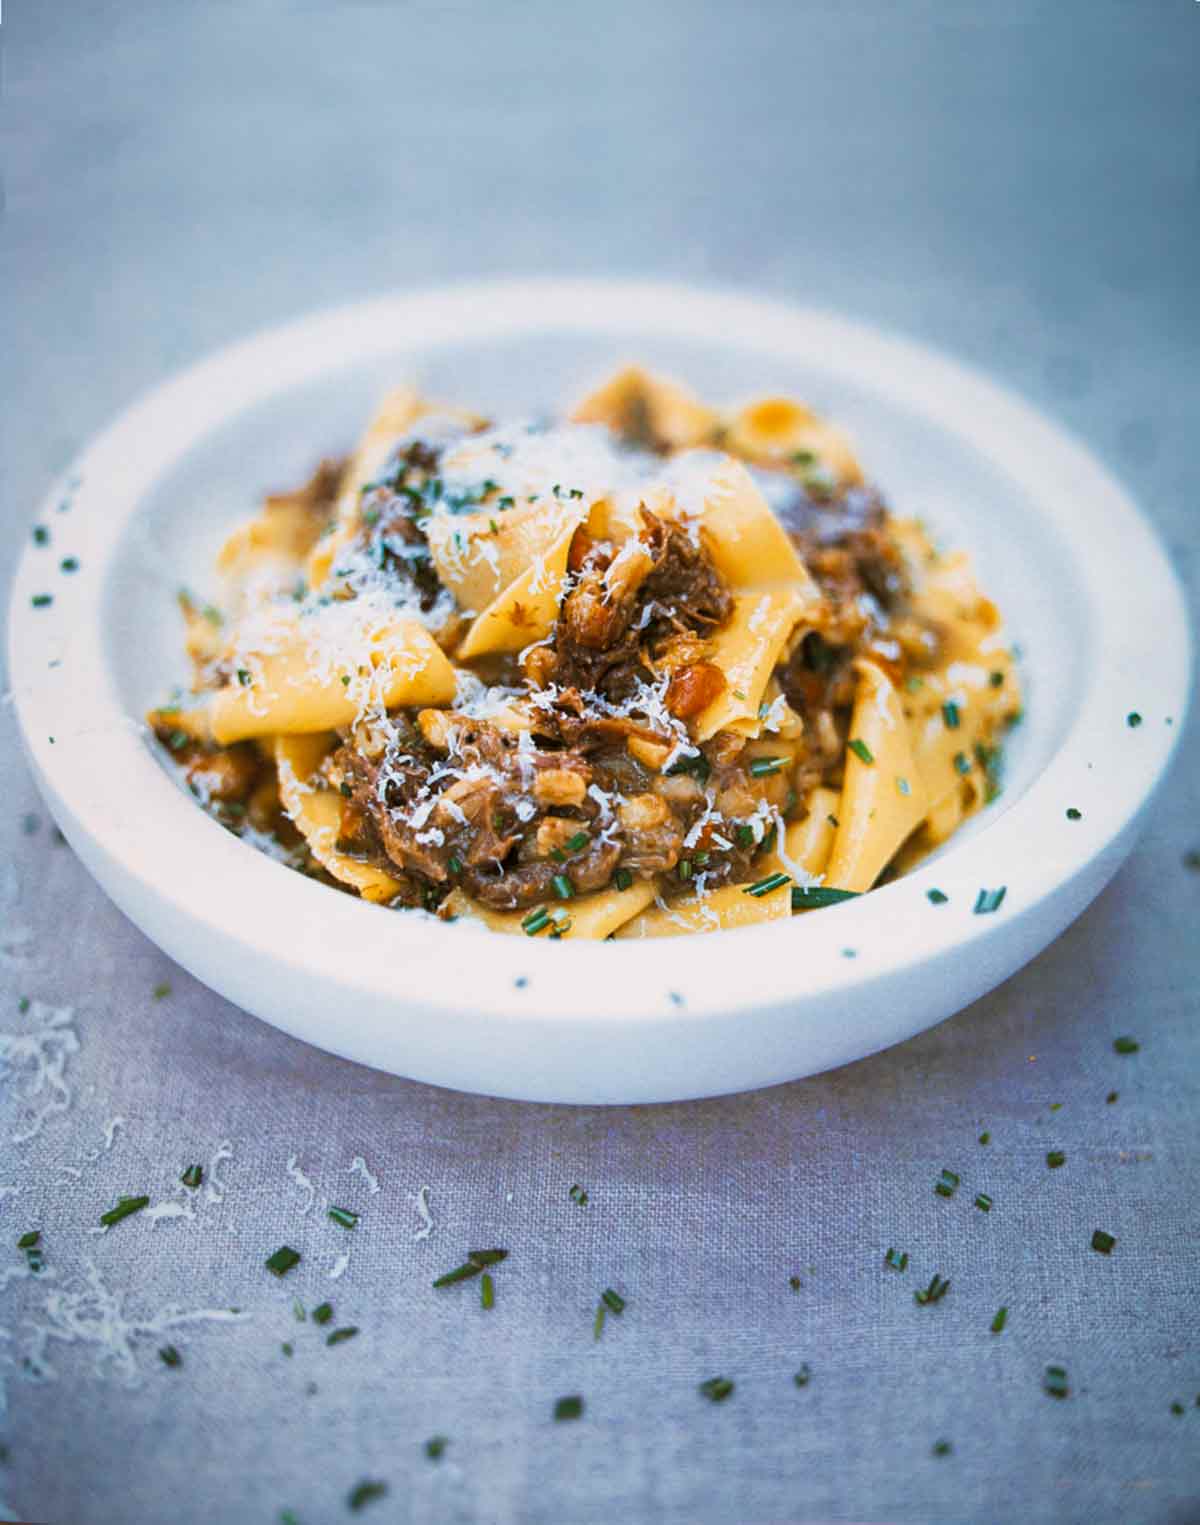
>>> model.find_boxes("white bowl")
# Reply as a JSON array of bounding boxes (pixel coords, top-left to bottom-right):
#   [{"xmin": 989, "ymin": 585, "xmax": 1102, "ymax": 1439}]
[{"xmin": 7, "ymin": 280, "xmax": 1191, "ymax": 1103}]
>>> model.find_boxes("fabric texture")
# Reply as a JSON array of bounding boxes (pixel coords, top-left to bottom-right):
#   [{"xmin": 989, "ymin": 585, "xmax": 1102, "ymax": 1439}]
[{"xmin": 2, "ymin": 4, "xmax": 1198, "ymax": 1522}]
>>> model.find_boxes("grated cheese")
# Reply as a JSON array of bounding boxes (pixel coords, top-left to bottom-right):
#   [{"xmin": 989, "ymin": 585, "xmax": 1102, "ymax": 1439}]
[
  {"xmin": 411, "ymin": 1185, "xmax": 435, "ymax": 1241},
  {"xmin": 347, "ymin": 1156, "xmax": 381, "ymax": 1194},
  {"xmin": 0, "ymin": 999, "xmax": 80, "ymax": 1145}
]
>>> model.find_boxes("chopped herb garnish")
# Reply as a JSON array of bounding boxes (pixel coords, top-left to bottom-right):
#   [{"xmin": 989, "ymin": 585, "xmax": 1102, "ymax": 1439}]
[
  {"xmin": 1126, "ymin": 712, "xmax": 1142, "ymax": 728},
  {"xmin": 1091, "ymin": 1229, "xmax": 1116, "ymax": 1255},
  {"xmin": 467, "ymin": 1249, "xmax": 508, "ymax": 1267},
  {"xmin": 340, "ymin": 674, "xmax": 351, "ymax": 687},
  {"xmin": 744, "ymin": 872, "xmax": 791, "ymax": 898},
  {"xmin": 748, "ymin": 755, "xmax": 785, "ymax": 777},
  {"xmin": 292, "ymin": 1298, "xmax": 306, "ymax": 1322},
  {"xmin": 884, "ymin": 1248, "xmax": 909, "ymax": 1272},
  {"xmin": 1106, "ymin": 1091, "xmax": 1118, "ymax": 1105},
  {"xmin": 425, "ymin": 1435, "xmax": 448, "ymax": 1460},
  {"xmin": 973, "ymin": 887, "xmax": 1006, "ymax": 914},
  {"xmin": 281, "ymin": 1342, "xmax": 293, "ymax": 1357},
  {"xmin": 158, "ymin": 1345, "xmax": 182, "ymax": 1368},
  {"xmin": 265, "ymin": 1246, "xmax": 301, "ymax": 1277},
  {"xmin": 554, "ymin": 1394, "xmax": 584, "ymax": 1421},
  {"xmin": 564, "ymin": 831, "xmax": 589, "ymax": 853},
  {"xmin": 942, "ymin": 701, "xmax": 961, "ymax": 730},
  {"xmin": 989, "ymin": 670, "xmax": 1005, "ymax": 688},
  {"xmin": 522, "ymin": 907, "xmax": 551, "ymax": 936},
  {"xmin": 326, "ymin": 1327, "xmax": 359, "ymax": 1346},
  {"xmin": 734, "ymin": 824, "xmax": 756, "ymax": 849},
  {"xmin": 568, "ymin": 1183, "xmax": 588, "ymax": 1205},
  {"xmin": 927, "ymin": 889, "xmax": 949, "ymax": 905},
  {"xmin": 1043, "ymin": 1365, "xmax": 1069, "ymax": 1399},
  {"xmin": 1066, "ymin": 808, "xmax": 1082, "ymax": 821},
  {"xmin": 31, "ymin": 594, "xmax": 53, "ymax": 608},
  {"xmin": 600, "ymin": 1288, "xmax": 625, "ymax": 1315},
  {"xmin": 793, "ymin": 1364, "xmax": 812, "ymax": 1387},
  {"xmin": 1046, "ymin": 1151, "xmax": 1066, "ymax": 1169},
  {"xmin": 180, "ymin": 1164, "xmax": 203, "ymax": 1190},
  {"xmin": 100, "ymin": 1195, "xmax": 150, "ymax": 1228},
  {"xmin": 698, "ymin": 1377, "xmax": 734, "ymax": 1403},
  {"xmin": 848, "ymin": 738, "xmax": 874, "ymax": 765},
  {"xmin": 666, "ymin": 752, "xmax": 711, "ymax": 784},
  {"xmin": 328, "ymin": 1206, "xmax": 359, "ymax": 1230},
  {"xmin": 1113, "ymin": 1036, "xmax": 1139, "ymax": 1054},
  {"xmin": 480, "ymin": 1272, "xmax": 494, "ymax": 1310},
  {"xmin": 33, "ymin": 525, "xmax": 49, "ymax": 545},
  {"xmin": 915, "ymin": 1273, "xmax": 950, "ymax": 1305},
  {"xmin": 990, "ymin": 1306, "xmax": 1008, "ymax": 1334},
  {"xmin": 312, "ymin": 1302, "xmax": 333, "ymax": 1325},
  {"xmin": 826, "ymin": 813, "xmax": 839, "ymax": 828},
  {"xmin": 236, "ymin": 668, "xmax": 252, "ymax": 686},
  {"xmin": 932, "ymin": 1440, "xmax": 952, "ymax": 1457},
  {"xmin": 677, "ymin": 858, "xmax": 693, "ymax": 881},
  {"xmin": 447, "ymin": 855, "xmax": 463, "ymax": 875},
  {"xmin": 17, "ymin": 1231, "xmax": 40, "ymax": 1250},
  {"xmin": 552, "ymin": 873, "xmax": 574, "ymax": 900},
  {"xmin": 432, "ymin": 1262, "xmax": 482, "ymax": 1288},
  {"xmin": 60, "ymin": 556, "xmax": 79, "ymax": 573},
  {"xmin": 974, "ymin": 1193, "xmax": 992, "ymax": 1212},
  {"xmin": 153, "ymin": 982, "xmax": 171, "ymax": 1000},
  {"xmin": 979, "ymin": 1131, "xmax": 991, "ymax": 1145},
  {"xmin": 593, "ymin": 1304, "xmax": 606, "ymax": 1340},
  {"xmin": 953, "ymin": 751, "xmax": 971, "ymax": 775},
  {"xmin": 934, "ymin": 1169, "xmax": 960, "ymax": 1199},
  {"xmin": 790, "ymin": 886, "xmax": 859, "ymax": 911},
  {"xmin": 905, "ymin": 675, "xmax": 924, "ymax": 693},
  {"xmin": 347, "ymin": 1479, "xmax": 387, "ymax": 1511},
  {"xmin": 613, "ymin": 868, "xmax": 633, "ymax": 891},
  {"xmin": 1171, "ymin": 1401, "xmax": 1185, "ymax": 1416}
]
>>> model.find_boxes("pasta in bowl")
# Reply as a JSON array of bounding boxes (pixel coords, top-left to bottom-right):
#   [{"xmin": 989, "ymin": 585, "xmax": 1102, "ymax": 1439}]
[{"xmin": 148, "ymin": 366, "xmax": 1021, "ymax": 938}]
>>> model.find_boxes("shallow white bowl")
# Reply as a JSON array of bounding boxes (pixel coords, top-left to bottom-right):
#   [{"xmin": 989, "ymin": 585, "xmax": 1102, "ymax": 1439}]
[{"xmin": 7, "ymin": 280, "xmax": 1191, "ymax": 1103}]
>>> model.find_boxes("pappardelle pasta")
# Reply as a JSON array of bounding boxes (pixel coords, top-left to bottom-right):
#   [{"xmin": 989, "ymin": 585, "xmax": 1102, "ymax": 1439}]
[{"xmin": 149, "ymin": 367, "xmax": 1021, "ymax": 939}]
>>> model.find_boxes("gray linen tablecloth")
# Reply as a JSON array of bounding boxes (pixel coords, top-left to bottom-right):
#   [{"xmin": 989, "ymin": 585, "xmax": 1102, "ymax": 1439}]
[{"xmin": 3, "ymin": 4, "xmax": 1198, "ymax": 1522}]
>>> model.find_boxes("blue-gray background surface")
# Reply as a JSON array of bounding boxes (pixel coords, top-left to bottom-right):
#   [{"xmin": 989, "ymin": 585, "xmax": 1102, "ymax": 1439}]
[{"xmin": 2, "ymin": 3, "xmax": 1198, "ymax": 1523}]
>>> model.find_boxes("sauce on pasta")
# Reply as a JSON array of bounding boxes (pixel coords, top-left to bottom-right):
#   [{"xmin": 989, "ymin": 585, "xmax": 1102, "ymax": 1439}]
[{"xmin": 149, "ymin": 367, "xmax": 1021, "ymax": 938}]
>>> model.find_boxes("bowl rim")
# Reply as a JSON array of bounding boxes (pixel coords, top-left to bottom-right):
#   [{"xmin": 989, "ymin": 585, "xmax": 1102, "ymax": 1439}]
[{"xmin": 6, "ymin": 277, "xmax": 1192, "ymax": 1036}]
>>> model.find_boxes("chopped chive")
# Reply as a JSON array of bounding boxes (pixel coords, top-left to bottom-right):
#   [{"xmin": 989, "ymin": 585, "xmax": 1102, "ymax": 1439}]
[
  {"xmin": 340, "ymin": 674, "xmax": 351, "ymax": 687},
  {"xmin": 467, "ymin": 1248, "xmax": 508, "ymax": 1267},
  {"xmin": 568, "ymin": 1183, "xmax": 588, "ymax": 1205},
  {"xmin": 158, "ymin": 1345, "xmax": 182, "ymax": 1368},
  {"xmin": 551, "ymin": 873, "xmax": 574, "ymax": 900},
  {"xmin": 100, "ymin": 1195, "xmax": 150, "ymax": 1228},
  {"xmin": 593, "ymin": 1303, "xmax": 606, "ymax": 1340},
  {"xmin": 932, "ymin": 1440, "xmax": 952, "ymax": 1457},
  {"xmin": 1171, "ymin": 1401, "xmax": 1185, "ymax": 1416},
  {"xmin": 180, "ymin": 1164, "xmax": 203, "ymax": 1190},
  {"xmin": 1044, "ymin": 1365, "xmax": 1069, "ymax": 1399},
  {"xmin": 1113, "ymin": 1036, "xmax": 1139, "ymax": 1054},
  {"xmin": 153, "ymin": 982, "xmax": 171, "ymax": 1000},
  {"xmin": 989, "ymin": 670, "xmax": 1005, "ymax": 688},
  {"xmin": 613, "ymin": 868, "xmax": 633, "ymax": 891},
  {"xmin": 347, "ymin": 1479, "xmax": 387, "ymax": 1511},
  {"xmin": 744, "ymin": 872, "xmax": 791, "ymax": 898},
  {"xmin": 1106, "ymin": 1091, "xmax": 1118, "ymax": 1104},
  {"xmin": 425, "ymin": 1435, "xmax": 448, "ymax": 1460},
  {"xmin": 554, "ymin": 1394, "xmax": 584, "ymax": 1421},
  {"xmin": 927, "ymin": 888, "xmax": 948, "ymax": 904},
  {"xmin": 793, "ymin": 1364, "xmax": 812, "ymax": 1387},
  {"xmin": 1046, "ymin": 1151, "xmax": 1066, "ymax": 1169},
  {"xmin": 826, "ymin": 813, "xmax": 839, "ymax": 828},
  {"xmin": 447, "ymin": 855, "xmax": 463, "ymax": 875},
  {"xmin": 31, "ymin": 594, "xmax": 53, "ymax": 608},
  {"xmin": 915, "ymin": 1273, "xmax": 950, "ymax": 1305},
  {"xmin": 1091, "ymin": 1229, "xmax": 1116, "ymax": 1255},
  {"xmin": 281, "ymin": 1342, "xmax": 293, "ymax": 1357},
  {"xmin": 17, "ymin": 1231, "xmax": 40, "ymax": 1250},
  {"xmin": 883, "ymin": 1248, "xmax": 909, "ymax": 1272},
  {"xmin": 990, "ymin": 1306, "xmax": 1008, "ymax": 1334},
  {"xmin": 896, "ymin": 776, "xmax": 911, "ymax": 796},
  {"xmin": 265, "ymin": 1246, "xmax": 301, "ymax": 1277},
  {"xmin": 236, "ymin": 668, "xmax": 252, "ymax": 686},
  {"xmin": 600, "ymin": 1288, "xmax": 625, "ymax": 1315},
  {"xmin": 292, "ymin": 1298, "xmax": 306, "ymax": 1322},
  {"xmin": 979, "ymin": 1131, "xmax": 991, "ymax": 1145},
  {"xmin": 973, "ymin": 887, "xmax": 1006, "ymax": 914},
  {"xmin": 565, "ymin": 831, "xmax": 589, "ymax": 853},
  {"xmin": 789, "ymin": 1275, "xmax": 802, "ymax": 1291},
  {"xmin": 848, "ymin": 738, "xmax": 874, "ymax": 765},
  {"xmin": 749, "ymin": 755, "xmax": 785, "ymax": 778},
  {"xmin": 974, "ymin": 1193, "xmax": 992, "ymax": 1212},
  {"xmin": 312, "ymin": 1302, "xmax": 333, "ymax": 1325},
  {"xmin": 328, "ymin": 1206, "xmax": 359, "ymax": 1230},
  {"xmin": 791, "ymin": 449, "xmax": 816, "ymax": 466},
  {"xmin": 698, "ymin": 1377, "xmax": 734, "ymax": 1403},
  {"xmin": 1066, "ymin": 808, "xmax": 1082, "ymax": 821},
  {"xmin": 1126, "ymin": 712, "xmax": 1142, "ymax": 728},
  {"xmin": 326, "ymin": 1327, "xmax": 359, "ymax": 1346},
  {"xmin": 60, "ymin": 556, "xmax": 79, "ymax": 573},
  {"xmin": 734, "ymin": 824, "xmax": 756, "ymax": 849},
  {"xmin": 480, "ymin": 1272, "xmax": 494, "ymax": 1309},
  {"xmin": 934, "ymin": 1169, "xmax": 960, "ymax": 1199},
  {"xmin": 432, "ymin": 1262, "xmax": 482, "ymax": 1288},
  {"xmin": 522, "ymin": 907, "xmax": 551, "ymax": 936},
  {"xmin": 33, "ymin": 525, "xmax": 49, "ymax": 545},
  {"xmin": 953, "ymin": 751, "xmax": 971, "ymax": 775},
  {"xmin": 790, "ymin": 885, "xmax": 859, "ymax": 911},
  {"xmin": 942, "ymin": 701, "xmax": 961, "ymax": 730},
  {"xmin": 677, "ymin": 859, "xmax": 692, "ymax": 881}
]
